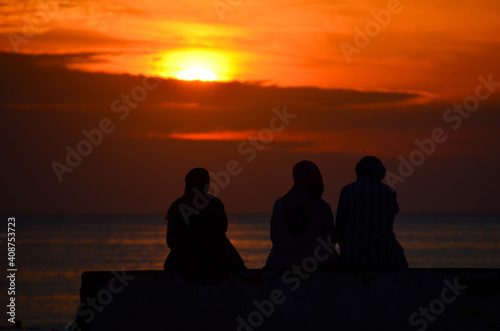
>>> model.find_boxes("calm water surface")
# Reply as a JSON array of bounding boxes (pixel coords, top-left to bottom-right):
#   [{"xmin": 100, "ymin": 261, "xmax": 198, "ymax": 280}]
[{"xmin": 1, "ymin": 213, "xmax": 499, "ymax": 327}]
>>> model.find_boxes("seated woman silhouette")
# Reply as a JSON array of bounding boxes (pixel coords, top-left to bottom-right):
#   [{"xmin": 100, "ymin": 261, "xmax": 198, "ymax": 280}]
[
  {"xmin": 265, "ymin": 160, "xmax": 338, "ymax": 272},
  {"xmin": 336, "ymin": 156, "xmax": 408, "ymax": 270},
  {"xmin": 164, "ymin": 168, "xmax": 245, "ymax": 283}
]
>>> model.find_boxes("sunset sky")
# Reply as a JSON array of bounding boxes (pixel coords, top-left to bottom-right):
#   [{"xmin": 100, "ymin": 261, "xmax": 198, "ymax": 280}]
[{"xmin": 1, "ymin": 0, "xmax": 499, "ymax": 215}]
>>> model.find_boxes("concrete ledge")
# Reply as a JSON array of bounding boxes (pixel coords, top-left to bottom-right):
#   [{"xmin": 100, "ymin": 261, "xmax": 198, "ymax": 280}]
[{"xmin": 71, "ymin": 268, "xmax": 500, "ymax": 331}]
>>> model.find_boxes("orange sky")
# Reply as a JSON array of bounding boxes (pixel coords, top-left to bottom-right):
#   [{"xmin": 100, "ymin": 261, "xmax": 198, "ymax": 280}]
[
  {"xmin": 2, "ymin": 0, "xmax": 499, "ymax": 94},
  {"xmin": 1, "ymin": 0, "xmax": 499, "ymax": 214}
]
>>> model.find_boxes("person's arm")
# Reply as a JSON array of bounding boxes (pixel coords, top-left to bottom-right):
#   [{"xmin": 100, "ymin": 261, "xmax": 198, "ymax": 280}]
[
  {"xmin": 269, "ymin": 199, "xmax": 280, "ymax": 244},
  {"xmin": 166, "ymin": 204, "xmax": 183, "ymax": 249},
  {"xmin": 323, "ymin": 201, "xmax": 336, "ymax": 243},
  {"xmin": 213, "ymin": 198, "xmax": 229, "ymax": 233},
  {"xmin": 335, "ymin": 189, "xmax": 348, "ymax": 245},
  {"xmin": 391, "ymin": 187, "xmax": 399, "ymax": 214},
  {"xmin": 166, "ymin": 208, "xmax": 176, "ymax": 248}
]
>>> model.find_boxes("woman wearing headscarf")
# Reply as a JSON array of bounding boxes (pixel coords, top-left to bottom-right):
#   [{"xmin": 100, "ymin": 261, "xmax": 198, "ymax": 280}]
[
  {"xmin": 265, "ymin": 161, "xmax": 338, "ymax": 272},
  {"xmin": 164, "ymin": 168, "xmax": 245, "ymax": 283},
  {"xmin": 336, "ymin": 156, "xmax": 408, "ymax": 270}
]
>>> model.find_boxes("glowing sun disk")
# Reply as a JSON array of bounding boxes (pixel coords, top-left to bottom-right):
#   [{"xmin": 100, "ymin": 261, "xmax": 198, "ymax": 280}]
[{"xmin": 177, "ymin": 67, "xmax": 218, "ymax": 81}]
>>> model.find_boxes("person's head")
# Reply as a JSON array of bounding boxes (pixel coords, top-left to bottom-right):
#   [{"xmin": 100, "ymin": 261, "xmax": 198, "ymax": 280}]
[
  {"xmin": 355, "ymin": 156, "xmax": 386, "ymax": 181},
  {"xmin": 184, "ymin": 167, "xmax": 210, "ymax": 195},
  {"xmin": 292, "ymin": 160, "xmax": 324, "ymax": 200}
]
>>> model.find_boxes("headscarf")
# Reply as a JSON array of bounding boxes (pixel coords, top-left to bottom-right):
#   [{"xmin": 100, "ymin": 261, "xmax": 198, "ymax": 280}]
[
  {"xmin": 184, "ymin": 167, "xmax": 210, "ymax": 197},
  {"xmin": 284, "ymin": 160, "xmax": 324, "ymax": 235},
  {"xmin": 355, "ymin": 156, "xmax": 386, "ymax": 181},
  {"xmin": 166, "ymin": 167, "xmax": 210, "ymax": 223}
]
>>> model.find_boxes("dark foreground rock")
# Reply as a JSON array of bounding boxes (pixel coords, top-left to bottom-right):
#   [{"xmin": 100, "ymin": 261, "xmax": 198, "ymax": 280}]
[{"xmin": 70, "ymin": 268, "xmax": 500, "ymax": 331}]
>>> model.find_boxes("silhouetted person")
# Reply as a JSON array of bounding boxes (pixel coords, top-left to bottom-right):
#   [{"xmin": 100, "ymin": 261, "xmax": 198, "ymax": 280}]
[
  {"xmin": 265, "ymin": 160, "xmax": 338, "ymax": 271},
  {"xmin": 336, "ymin": 156, "xmax": 408, "ymax": 270},
  {"xmin": 164, "ymin": 168, "xmax": 245, "ymax": 283}
]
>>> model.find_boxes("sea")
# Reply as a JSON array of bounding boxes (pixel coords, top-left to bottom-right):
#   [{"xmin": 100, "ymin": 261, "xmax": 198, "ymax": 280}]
[{"xmin": 1, "ymin": 213, "xmax": 500, "ymax": 328}]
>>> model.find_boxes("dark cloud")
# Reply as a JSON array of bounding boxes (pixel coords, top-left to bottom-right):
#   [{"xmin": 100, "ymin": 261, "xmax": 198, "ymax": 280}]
[
  {"xmin": 0, "ymin": 51, "xmax": 420, "ymax": 104},
  {"xmin": 1, "ymin": 52, "xmax": 499, "ymax": 214}
]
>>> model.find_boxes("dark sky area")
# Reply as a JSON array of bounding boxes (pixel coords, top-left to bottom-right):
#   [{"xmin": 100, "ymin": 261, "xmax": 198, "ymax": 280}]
[{"xmin": 1, "ymin": 0, "xmax": 499, "ymax": 215}]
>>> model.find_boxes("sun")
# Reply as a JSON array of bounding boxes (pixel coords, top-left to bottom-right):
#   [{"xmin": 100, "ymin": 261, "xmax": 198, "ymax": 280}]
[
  {"xmin": 177, "ymin": 67, "xmax": 218, "ymax": 81},
  {"xmin": 157, "ymin": 49, "xmax": 232, "ymax": 81}
]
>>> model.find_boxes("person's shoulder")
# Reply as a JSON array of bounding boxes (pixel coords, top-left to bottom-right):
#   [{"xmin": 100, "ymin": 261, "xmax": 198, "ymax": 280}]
[
  {"xmin": 167, "ymin": 197, "xmax": 188, "ymax": 221},
  {"xmin": 204, "ymin": 194, "xmax": 226, "ymax": 208},
  {"xmin": 168, "ymin": 197, "xmax": 186, "ymax": 210},
  {"xmin": 317, "ymin": 199, "xmax": 334, "ymax": 216},
  {"xmin": 173, "ymin": 196, "xmax": 186, "ymax": 204},
  {"xmin": 340, "ymin": 182, "xmax": 356, "ymax": 191},
  {"xmin": 270, "ymin": 196, "xmax": 286, "ymax": 213},
  {"xmin": 274, "ymin": 196, "xmax": 286, "ymax": 207},
  {"xmin": 379, "ymin": 181, "xmax": 397, "ymax": 193},
  {"xmin": 318, "ymin": 198, "xmax": 332, "ymax": 209},
  {"xmin": 275, "ymin": 196, "xmax": 285, "ymax": 203},
  {"xmin": 205, "ymin": 193, "xmax": 218, "ymax": 200},
  {"xmin": 206, "ymin": 193, "xmax": 226, "ymax": 211}
]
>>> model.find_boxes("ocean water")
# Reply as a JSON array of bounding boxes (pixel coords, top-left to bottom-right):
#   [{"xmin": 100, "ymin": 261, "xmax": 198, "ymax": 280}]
[{"xmin": 1, "ymin": 213, "xmax": 499, "ymax": 327}]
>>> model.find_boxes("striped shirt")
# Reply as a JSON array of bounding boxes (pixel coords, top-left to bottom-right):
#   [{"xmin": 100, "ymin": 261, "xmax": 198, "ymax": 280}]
[{"xmin": 336, "ymin": 177, "xmax": 408, "ymax": 270}]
